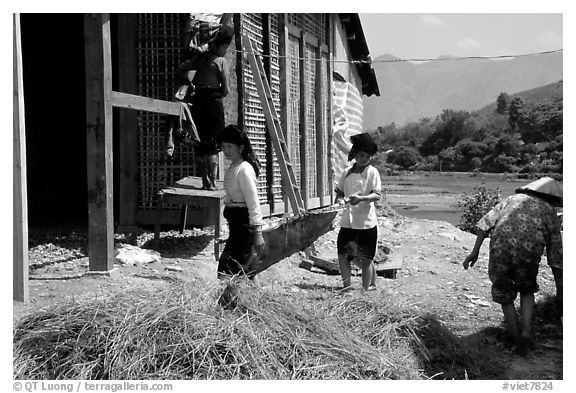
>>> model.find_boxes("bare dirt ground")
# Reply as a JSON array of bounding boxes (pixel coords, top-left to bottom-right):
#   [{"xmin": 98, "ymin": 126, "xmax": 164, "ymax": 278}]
[{"xmin": 14, "ymin": 207, "xmax": 563, "ymax": 380}]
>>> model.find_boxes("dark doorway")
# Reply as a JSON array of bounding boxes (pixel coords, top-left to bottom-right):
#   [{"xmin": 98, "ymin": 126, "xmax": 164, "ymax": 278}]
[
  {"xmin": 21, "ymin": 14, "xmax": 123, "ymax": 227},
  {"xmin": 21, "ymin": 14, "xmax": 88, "ymax": 225}
]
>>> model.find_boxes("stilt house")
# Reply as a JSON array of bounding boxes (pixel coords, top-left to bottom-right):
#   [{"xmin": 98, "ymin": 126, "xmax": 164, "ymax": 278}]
[{"xmin": 13, "ymin": 13, "xmax": 379, "ymax": 301}]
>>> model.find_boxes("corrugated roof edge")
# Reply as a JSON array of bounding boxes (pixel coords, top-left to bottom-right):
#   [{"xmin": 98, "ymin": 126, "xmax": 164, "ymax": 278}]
[{"xmin": 339, "ymin": 13, "xmax": 380, "ymax": 97}]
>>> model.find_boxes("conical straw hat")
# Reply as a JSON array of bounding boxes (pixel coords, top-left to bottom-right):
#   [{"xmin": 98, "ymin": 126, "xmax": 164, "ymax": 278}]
[{"xmin": 516, "ymin": 176, "xmax": 563, "ymax": 199}]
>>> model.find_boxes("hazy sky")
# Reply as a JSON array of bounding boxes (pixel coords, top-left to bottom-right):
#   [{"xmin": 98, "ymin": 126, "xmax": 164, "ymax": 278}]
[{"xmin": 359, "ymin": 13, "xmax": 563, "ymax": 60}]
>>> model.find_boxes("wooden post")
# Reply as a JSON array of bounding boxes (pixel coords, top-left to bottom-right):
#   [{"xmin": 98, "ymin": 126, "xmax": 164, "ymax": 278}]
[
  {"xmin": 299, "ymin": 32, "xmax": 309, "ymax": 210},
  {"xmin": 13, "ymin": 14, "xmax": 28, "ymax": 302},
  {"xmin": 117, "ymin": 14, "xmax": 139, "ymax": 234},
  {"xmin": 84, "ymin": 14, "xmax": 115, "ymax": 272},
  {"xmin": 315, "ymin": 45, "xmax": 325, "ymax": 207}
]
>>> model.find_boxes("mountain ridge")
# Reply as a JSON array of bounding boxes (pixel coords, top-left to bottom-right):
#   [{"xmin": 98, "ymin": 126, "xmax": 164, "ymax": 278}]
[{"xmin": 363, "ymin": 52, "xmax": 562, "ymax": 129}]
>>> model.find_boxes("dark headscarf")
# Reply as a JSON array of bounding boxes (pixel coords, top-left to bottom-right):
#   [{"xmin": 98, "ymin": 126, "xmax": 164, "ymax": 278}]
[
  {"xmin": 217, "ymin": 125, "xmax": 262, "ymax": 177},
  {"xmin": 348, "ymin": 133, "xmax": 378, "ymax": 161}
]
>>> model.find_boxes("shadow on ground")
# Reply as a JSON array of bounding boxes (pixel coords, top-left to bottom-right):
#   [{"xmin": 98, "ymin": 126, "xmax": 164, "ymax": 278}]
[
  {"xmin": 141, "ymin": 233, "xmax": 213, "ymax": 259},
  {"xmin": 294, "ymin": 282, "xmax": 343, "ymax": 291},
  {"xmin": 413, "ymin": 296, "xmax": 563, "ymax": 380},
  {"xmin": 29, "ymin": 225, "xmax": 214, "ymax": 265}
]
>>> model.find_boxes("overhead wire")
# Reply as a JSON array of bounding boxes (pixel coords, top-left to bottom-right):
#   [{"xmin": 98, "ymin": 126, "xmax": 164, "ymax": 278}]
[{"xmin": 230, "ymin": 48, "xmax": 563, "ymax": 65}]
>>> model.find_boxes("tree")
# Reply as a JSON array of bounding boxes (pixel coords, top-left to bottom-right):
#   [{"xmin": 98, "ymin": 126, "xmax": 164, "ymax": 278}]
[
  {"xmin": 496, "ymin": 92, "xmax": 510, "ymax": 115},
  {"xmin": 456, "ymin": 139, "xmax": 488, "ymax": 158},
  {"xmin": 438, "ymin": 147, "xmax": 463, "ymax": 170},
  {"xmin": 420, "ymin": 109, "xmax": 472, "ymax": 156},
  {"xmin": 508, "ymin": 96, "xmax": 525, "ymax": 130},
  {"xmin": 494, "ymin": 134, "xmax": 521, "ymax": 157},
  {"xmin": 387, "ymin": 146, "xmax": 422, "ymax": 169},
  {"xmin": 517, "ymin": 100, "xmax": 563, "ymax": 144},
  {"xmin": 401, "ymin": 118, "xmax": 434, "ymax": 149}
]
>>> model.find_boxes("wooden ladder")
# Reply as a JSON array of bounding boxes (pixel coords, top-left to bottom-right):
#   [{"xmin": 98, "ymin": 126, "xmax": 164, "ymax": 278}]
[{"xmin": 241, "ymin": 34, "xmax": 305, "ymax": 216}]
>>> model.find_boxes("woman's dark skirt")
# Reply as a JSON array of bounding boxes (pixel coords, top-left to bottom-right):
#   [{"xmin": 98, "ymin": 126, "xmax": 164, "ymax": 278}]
[
  {"xmin": 217, "ymin": 206, "xmax": 258, "ymax": 278},
  {"xmin": 191, "ymin": 90, "xmax": 224, "ymax": 156}
]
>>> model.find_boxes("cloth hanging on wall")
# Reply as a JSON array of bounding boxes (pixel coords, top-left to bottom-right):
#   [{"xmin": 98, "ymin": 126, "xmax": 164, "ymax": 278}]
[
  {"xmin": 183, "ymin": 13, "xmax": 234, "ymax": 59},
  {"xmin": 331, "ymin": 77, "xmax": 364, "ymax": 188},
  {"xmin": 176, "ymin": 13, "xmax": 234, "ymax": 100}
]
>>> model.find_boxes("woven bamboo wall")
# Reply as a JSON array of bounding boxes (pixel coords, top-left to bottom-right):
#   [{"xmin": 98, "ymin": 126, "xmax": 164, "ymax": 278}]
[
  {"xmin": 286, "ymin": 14, "xmax": 329, "ymax": 202},
  {"xmin": 287, "ymin": 14, "xmax": 329, "ymax": 45},
  {"xmin": 136, "ymin": 13, "xmax": 195, "ymax": 211},
  {"xmin": 268, "ymin": 14, "xmax": 283, "ymax": 204},
  {"xmin": 321, "ymin": 52, "xmax": 331, "ymax": 197},
  {"xmin": 287, "ymin": 36, "xmax": 301, "ymax": 187},
  {"xmin": 305, "ymin": 43, "xmax": 317, "ymax": 198},
  {"xmin": 240, "ymin": 14, "xmax": 283, "ymax": 205},
  {"xmin": 133, "ymin": 13, "xmax": 330, "ymax": 217}
]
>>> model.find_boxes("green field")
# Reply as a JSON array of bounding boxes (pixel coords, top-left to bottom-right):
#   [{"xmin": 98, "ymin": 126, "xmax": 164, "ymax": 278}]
[{"xmin": 381, "ymin": 172, "xmax": 527, "ymax": 226}]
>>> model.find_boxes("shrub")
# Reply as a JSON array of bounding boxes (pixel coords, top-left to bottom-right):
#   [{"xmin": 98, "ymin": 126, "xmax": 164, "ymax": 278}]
[
  {"xmin": 387, "ymin": 146, "xmax": 422, "ymax": 169},
  {"xmin": 458, "ymin": 185, "xmax": 501, "ymax": 233},
  {"xmin": 470, "ymin": 157, "xmax": 482, "ymax": 170},
  {"xmin": 486, "ymin": 154, "xmax": 519, "ymax": 173},
  {"xmin": 519, "ymin": 164, "xmax": 539, "ymax": 174}
]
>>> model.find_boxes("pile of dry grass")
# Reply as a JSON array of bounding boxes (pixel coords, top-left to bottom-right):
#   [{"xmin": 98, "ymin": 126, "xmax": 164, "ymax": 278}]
[{"xmin": 14, "ymin": 280, "xmax": 427, "ymax": 380}]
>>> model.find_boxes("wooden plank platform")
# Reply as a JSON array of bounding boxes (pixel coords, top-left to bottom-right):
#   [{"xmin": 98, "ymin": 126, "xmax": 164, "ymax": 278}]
[
  {"xmin": 303, "ymin": 250, "xmax": 403, "ymax": 279},
  {"xmin": 154, "ymin": 176, "xmax": 225, "ymax": 260}
]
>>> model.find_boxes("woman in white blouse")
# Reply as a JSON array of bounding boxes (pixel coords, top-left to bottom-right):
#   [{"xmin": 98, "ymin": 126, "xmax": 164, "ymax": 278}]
[
  {"xmin": 335, "ymin": 133, "xmax": 382, "ymax": 291},
  {"xmin": 216, "ymin": 125, "xmax": 265, "ymax": 279}
]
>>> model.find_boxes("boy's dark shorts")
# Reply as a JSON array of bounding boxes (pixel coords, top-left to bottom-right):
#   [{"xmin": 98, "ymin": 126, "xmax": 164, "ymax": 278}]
[
  {"xmin": 488, "ymin": 248, "xmax": 540, "ymax": 304},
  {"xmin": 337, "ymin": 226, "xmax": 377, "ymax": 262}
]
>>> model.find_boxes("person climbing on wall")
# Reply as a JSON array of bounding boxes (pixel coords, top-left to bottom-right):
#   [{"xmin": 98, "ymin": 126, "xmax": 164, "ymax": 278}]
[
  {"xmin": 177, "ymin": 32, "xmax": 232, "ymax": 190},
  {"xmin": 462, "ymin": 176, "xmax": 563, "ymax": 356},
  {"xmin": 334, "ymin": 133, "xmax": 382, "ymax": 292}
]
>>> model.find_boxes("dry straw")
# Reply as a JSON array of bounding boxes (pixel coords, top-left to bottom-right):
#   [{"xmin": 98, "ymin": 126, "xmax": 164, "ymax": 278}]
[{"xmin": 14, "ymin": 279, "xmax": 431, "ymax": 380}]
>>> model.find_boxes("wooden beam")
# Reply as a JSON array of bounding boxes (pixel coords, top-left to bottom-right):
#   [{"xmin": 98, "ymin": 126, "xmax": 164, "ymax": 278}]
[
  {"xmin": 299, "ymin": 32, "xmax": 309, "ymax": 210},
  {"xmin": 13, "ymin": 14, "xmax": 28, "ymax": 302},
  {"xmin": 117, "ymin": 14, "xmax": 139, "ymax": 233},
  {"xmin": 84, "ymin": 13, "xmax": 114, "ymax": 272},
  {"xmin": 310, "ymin": 255, "xmax": 341, "ymax": 273},
  {"xmin": 111, "ymin": 91, "xmax": 180, "ymax": 115}
]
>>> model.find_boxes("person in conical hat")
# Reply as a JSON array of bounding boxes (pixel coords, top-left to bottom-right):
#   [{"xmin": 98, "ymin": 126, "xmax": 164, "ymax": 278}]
[
  {"xmin": 463, "ymin": 176, "xmax": 563, "ymax": 356},
  {"xmin": 335, "ymin": 132, "xmax": 382, "ymax": 291},
  {"xmin": 515, "ymin": 176, "xmax": 562, "ymax": 207}
]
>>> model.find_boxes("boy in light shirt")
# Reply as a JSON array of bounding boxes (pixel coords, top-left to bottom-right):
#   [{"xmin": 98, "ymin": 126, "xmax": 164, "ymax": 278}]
[{"xmin": 335, "ymin": 133, "xmax": 382, "ymax": 291}]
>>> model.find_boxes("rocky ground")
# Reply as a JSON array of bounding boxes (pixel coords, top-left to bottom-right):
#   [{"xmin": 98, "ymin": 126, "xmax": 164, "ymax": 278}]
[{"xmin": 14, "ymin": 206, "xmax": 563, "ymax": 380}]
